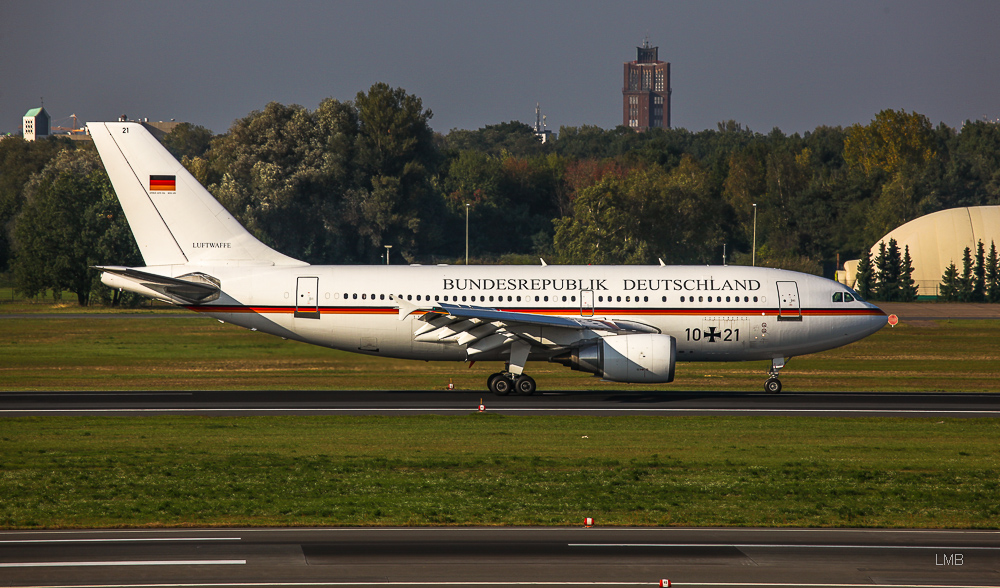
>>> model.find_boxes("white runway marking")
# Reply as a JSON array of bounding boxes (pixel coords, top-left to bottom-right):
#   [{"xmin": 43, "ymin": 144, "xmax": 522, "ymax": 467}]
[
  {"xmin": 1, "ymin": 408, "xmax": 998, "ymax": 415},
  {"xmin": 569, "ymin": 542, "xmax": 1000, "ymax": 549},
  {"xmin": 0, "ymin": 559, "xmax": 245, "ymax": 568},
  {"xmin": 5, "ymin": 582, "xmax": 999, "ymax": 588},
  {"xmin": 0, "ymin": 537, "xmax": 241, "ymax": 544}
]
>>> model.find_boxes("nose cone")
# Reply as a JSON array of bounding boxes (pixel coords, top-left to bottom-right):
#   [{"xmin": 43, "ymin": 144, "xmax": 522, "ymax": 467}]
[{"xmin": 864, "ymin": 301, "xmax": 889, "ymax": 335}]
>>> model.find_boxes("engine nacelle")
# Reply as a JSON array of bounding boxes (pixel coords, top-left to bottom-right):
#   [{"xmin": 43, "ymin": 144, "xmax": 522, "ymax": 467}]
[{"xmin": 551, "ymin": 333, "xmax": 676, "ymax": 383}]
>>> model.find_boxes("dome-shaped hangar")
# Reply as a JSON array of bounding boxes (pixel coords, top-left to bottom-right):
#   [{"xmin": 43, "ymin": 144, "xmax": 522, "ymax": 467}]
[{"xmin": 842, "ymin": 206, "xmax": 1000, "ymax": 297}]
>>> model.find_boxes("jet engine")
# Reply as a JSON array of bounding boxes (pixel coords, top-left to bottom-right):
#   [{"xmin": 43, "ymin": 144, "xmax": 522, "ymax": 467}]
[{"xmin": 551, "ymin": 333, "xmax": 676, "ymax": 383}]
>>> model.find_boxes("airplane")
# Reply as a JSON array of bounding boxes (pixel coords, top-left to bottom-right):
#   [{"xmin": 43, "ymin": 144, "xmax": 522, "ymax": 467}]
[{"xmin": 88, "ymin": 121, "xmax": 888, "ymax": 395}]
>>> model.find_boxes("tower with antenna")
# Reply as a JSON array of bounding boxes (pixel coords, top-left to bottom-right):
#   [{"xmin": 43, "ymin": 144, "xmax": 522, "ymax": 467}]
[
  {"xmin": 622, "ymin": 37, "xmax": 670, "ymax": 131},
  {"xmin": 534, "ymin": 102, "xmax": 552, "ymax": 143}
]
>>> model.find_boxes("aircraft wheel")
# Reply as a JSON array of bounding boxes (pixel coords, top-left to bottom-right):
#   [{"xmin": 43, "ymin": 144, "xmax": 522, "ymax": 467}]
[
  {"xmin": 491, "ymin": 374, "xmax": 513, "ymax": 396},
  {"xmin": 514, "ymin": 374, "xmax": 536, "ymax": 396},
  {"xmin": 487, "ymin": 372, "xmax": 503, "ymax": 391},
  {"xmin": 765, "ymin": 377, "xmax": 782, "ymax": 394}
]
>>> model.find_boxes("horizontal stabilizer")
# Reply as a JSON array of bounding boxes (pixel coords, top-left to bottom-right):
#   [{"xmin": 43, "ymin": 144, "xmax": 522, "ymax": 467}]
[{"xmin": 96, "ymin": 266, "xmax": 220, "ymax": 304}]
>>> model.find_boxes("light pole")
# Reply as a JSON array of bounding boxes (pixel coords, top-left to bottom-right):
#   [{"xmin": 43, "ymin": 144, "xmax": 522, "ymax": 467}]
[
  {"xmin": 465, "ymin": 203, "xmax": 470, "ymax": 265},
  {"xmin": 752, "ymin": 203, "xmax": 757, "ymax": 267},
  {"xmin": 384, "ymin": 244, "xmax": 392, "ymax": 265}
]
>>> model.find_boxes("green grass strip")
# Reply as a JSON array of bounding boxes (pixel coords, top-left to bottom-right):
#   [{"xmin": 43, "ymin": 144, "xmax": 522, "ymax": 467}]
[
  {"xmin": 1, "ymin": 415, "xmax": 997, "ymax": 529},
  {"xmin": 1, "ymin": 317, "xmax": 1000, "ymax": 392}
]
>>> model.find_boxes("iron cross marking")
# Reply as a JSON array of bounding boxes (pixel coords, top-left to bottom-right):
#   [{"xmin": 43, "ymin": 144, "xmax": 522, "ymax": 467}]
[{"xmin": 705, "ymin": 326, "xmax": 722, "ymax": 343}]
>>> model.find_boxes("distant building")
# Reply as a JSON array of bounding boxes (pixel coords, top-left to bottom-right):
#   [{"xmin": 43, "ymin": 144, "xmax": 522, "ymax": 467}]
[
  {"xmin": 23, "ymin": 107, "xmax": 50, "ymax": 141},
  {"xmin": 840, "ymin": 206, "xmax": 1000, "ymax": 298},
  {"xmin": 622, "ymin": 40, "xmax": 671, "ymax": 131},
  {"xmin": 141, "ymin": 120, "xmax": 181, "ymax": 140}
]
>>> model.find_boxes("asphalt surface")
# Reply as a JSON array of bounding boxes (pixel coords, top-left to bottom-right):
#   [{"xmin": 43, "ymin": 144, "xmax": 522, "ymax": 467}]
[
  {"xmin": 1, "ymin": 527, "xmax": 997, "ymax": 587},
  {"xmin": 1, "ymin": 389, "xmax": 999, "ymax": 417}
]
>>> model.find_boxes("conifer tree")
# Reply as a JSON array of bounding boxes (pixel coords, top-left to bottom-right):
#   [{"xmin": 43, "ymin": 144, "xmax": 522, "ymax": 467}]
[
  {"xmin": 873, "ymin": 241, "xmax": 889, "ymax": 301},
  {"xmin": 986, "ymin": 241, "xmax": 1000, "ymax": 303},
  {"xmin": 959, "ymin": 246, "xmax": 974, "ymax": 302},
  {"xmin": 855, "ymin": 248, "xmax": 875, "ymax": 300},
  {"xmin": 940, "ymin": 262, "xmax": 959, "ymax": 301},
  {"xmin": 900, "ymin": 245, "xmax": 918, "ymax": 301},
  {"xmin": 973, "ymin": 240, "xmax": 986, "ymax": 302}
]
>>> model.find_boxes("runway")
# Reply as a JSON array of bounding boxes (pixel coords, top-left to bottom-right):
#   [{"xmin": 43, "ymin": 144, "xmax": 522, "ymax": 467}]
[
  {"xmin": 1, "ymin": 527, "xmax": 998, "ymax": 587},
  {"xmin": 1, "ymin": 390, "xmax": 999, "ymax": 417}
]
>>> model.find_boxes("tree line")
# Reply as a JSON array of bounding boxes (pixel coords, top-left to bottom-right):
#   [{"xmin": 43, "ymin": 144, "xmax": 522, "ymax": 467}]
[{"xmin": 2, "ymin": 83, "xmax": 1000, "ymax": 304}]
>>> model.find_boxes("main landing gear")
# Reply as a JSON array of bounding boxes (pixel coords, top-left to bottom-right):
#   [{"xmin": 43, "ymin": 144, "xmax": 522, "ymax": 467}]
[
  {"xmin": 488, "ymin": 342, "xmax": 536, "ymax": 396},
  {"xmin": 488, "ymin": 371, "xmax": 536, "ymax": 396},
  {"xmin": 764, "ymin": 357, "xmax": 786, "ymax": 394}
]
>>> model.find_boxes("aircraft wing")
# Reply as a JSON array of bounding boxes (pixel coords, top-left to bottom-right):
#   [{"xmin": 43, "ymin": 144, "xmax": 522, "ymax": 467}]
[{"xmin": 399, "ymin": 300, "xmax": 659, "ymax": 358}]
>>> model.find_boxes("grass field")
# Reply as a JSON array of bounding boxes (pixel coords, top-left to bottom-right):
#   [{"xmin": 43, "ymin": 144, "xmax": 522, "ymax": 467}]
[
  {"xmin": 2, "ymin": 313, "xmax": 998, "ymax": 530},
  {"xmin": 1, "ymin": 415, "xmax": 997, "ymax": 529},
  {"xmin": 1, "ymin": 315, "xmax": 998, "ymax": 392}
]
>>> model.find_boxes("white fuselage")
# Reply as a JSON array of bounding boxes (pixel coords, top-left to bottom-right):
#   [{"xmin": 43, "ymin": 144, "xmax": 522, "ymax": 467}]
[{"xmin": 145, "ymin": 263, "xmax": 886, "ymax": 365}]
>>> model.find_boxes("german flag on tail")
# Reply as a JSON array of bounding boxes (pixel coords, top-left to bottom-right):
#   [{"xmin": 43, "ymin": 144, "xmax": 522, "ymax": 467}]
[{"xmin": 149, "ymin": 175, "xmax": 176, "ymax": 192}]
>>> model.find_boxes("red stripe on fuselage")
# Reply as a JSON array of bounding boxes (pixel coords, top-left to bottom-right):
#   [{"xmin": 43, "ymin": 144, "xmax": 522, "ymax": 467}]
[{"xmin": 186, "ymin": 305, "xmax": 885, "ymax": 317}]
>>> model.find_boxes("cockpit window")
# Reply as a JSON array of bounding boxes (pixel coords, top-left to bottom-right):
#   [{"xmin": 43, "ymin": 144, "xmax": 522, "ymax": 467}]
[
  {"xmin": 832, "ymin": 292, "xmax": 843, "ymax": 303},
  {"xmin": 844, "ymin": 285, "xmax": 864, "ymax": 302}
]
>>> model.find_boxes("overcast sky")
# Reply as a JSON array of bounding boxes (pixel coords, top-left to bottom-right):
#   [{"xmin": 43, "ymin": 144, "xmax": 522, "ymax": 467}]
[{"xmin": 2, "ymin": 0, "xmax": 999, "ymax": 136}]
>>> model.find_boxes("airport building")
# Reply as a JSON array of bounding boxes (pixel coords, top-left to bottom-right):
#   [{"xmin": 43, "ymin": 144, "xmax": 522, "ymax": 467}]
[
  {"xmin": 622, "ymin": 40, "xmax": 671, "ymax": 131},
  {"xmin": 841, "ymin": 206, "xmax": 1000, "ymax": 297}
]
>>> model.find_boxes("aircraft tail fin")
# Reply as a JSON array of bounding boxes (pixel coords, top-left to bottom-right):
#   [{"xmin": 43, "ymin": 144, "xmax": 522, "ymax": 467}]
[{"xmin": 88, "ymin": 121, "xmax": 305, "ymax": 267}]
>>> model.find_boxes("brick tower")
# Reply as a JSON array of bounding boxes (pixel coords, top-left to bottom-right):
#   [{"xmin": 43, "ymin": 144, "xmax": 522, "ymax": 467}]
[{"xmin": 622, "ymin": 40, "xmax": 670, "ymax": 130}]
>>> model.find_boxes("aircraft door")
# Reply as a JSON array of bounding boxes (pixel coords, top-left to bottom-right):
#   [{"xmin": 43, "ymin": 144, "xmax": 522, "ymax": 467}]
[
  {"xmin": 295, "ymin": 276, "xmax": 320, "ymax": 319},
  {"xmin": 776, "ymin": 281, "xmax": 801, "ymax": 321},
  {"xmin": 580, "ymin": 289, "xmax": 594, "ymax": 317}
]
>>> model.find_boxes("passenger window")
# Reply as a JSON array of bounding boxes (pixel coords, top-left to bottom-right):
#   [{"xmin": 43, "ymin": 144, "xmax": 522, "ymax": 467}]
[
  {"xmin": 661, "ymin": 296, "xmax": 666, "ymax": 302},
  {"xmin": 616, "ymin": 296, "xmax": 621, "ymax": 302},
  {"xmin": 435, "ymin": 295, "xmax": 440, "ymax": 301},
  {"xmin": 462, "ymin": 296, "xmax": 467, "ymax": 302},
  {"xmin": 832, "ymin": 292, "xmax": 843, "ymax": 303},
  {"xmin": 517, "ymin": 296, "xmax": 521, "ymax": 302},
  {"xmin": 680, "ymin": 296, "xmax": 685, "ymax": 302},
  {"xmin": 535, "ymin": 296, "xmax": 539, "ymax": 302},
  {"xmin": 407, "ymin": 295, "xmax": 412, "ymax": 301},
  {"xmin": 643, "ymin": 296, "xmax": 648, "ymax": 302},
  {"xmin": 562, "ymin": 296, "xmax": 567, "ymax": 302},
  {"xmin": 544, "ymin": 296, "xmax": 549, "ymax": 302},
  {"xmin": 352, "ymin": 293, "xmax": 357, "ymax": 299},
  {"xmin": 844, "ymin": 293, "xmax": 854, "ymax": 302}
]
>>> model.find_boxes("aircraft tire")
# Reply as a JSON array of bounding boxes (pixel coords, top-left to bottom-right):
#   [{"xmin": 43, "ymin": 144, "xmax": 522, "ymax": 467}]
[
  {"xmin": 491, "ymin": 375, "xmax": 513, "ymax": 396},
  {"xmin": 514, "ymin": 374, "xmax": 536, "ymax": 396},
  {"xmin": 487, "ymin": 372, "xmax": 503, "ymax": 391},
  {"xmin": 765, "ymin": 378, "xmax": 782, "ymax": 394}
]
